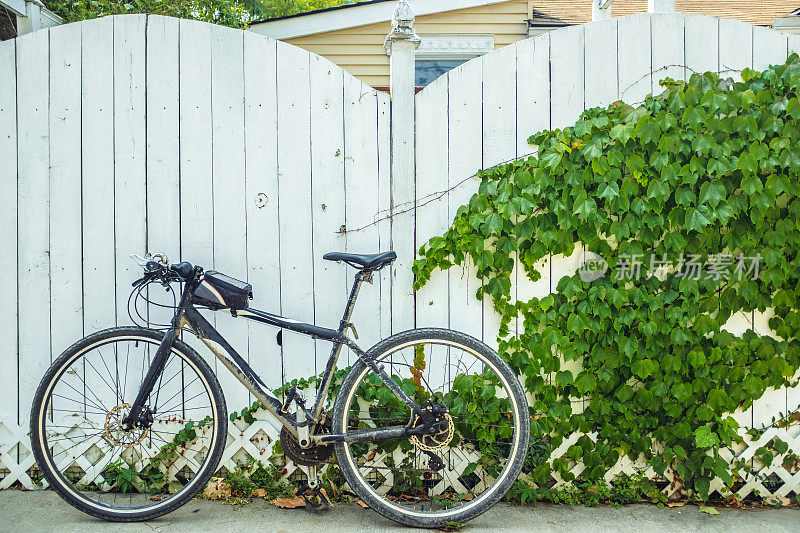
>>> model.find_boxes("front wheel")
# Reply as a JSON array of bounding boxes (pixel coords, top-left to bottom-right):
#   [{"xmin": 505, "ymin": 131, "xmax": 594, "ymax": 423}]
[
  {"xmin": 30, "ymin": 326, "xmax": 227, "ymax": 521},
  {"xmin": 332, "ymin": 328, "xmax": 530, "ymax": 528}
]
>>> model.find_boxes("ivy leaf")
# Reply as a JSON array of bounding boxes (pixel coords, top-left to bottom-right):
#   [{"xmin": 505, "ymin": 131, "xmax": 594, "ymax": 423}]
[
  {"xmin": 541, "ymin": 151, "xmax": 563, "ymax": 169},
  {"xmin": 699, "ymin": 181, "xmax": 726, "ymax": 207},
  {"xmin": 685, "ymin": 206, "xmax": 711, "ymax": 232},
  {"xmin": 574, "ymin": 371, "xmax": 597, "ymax": 395},
  {"xmin": 694, "ymin": 426, "xmax": 719, "ymax": 448},
  {"xmin": 675, "ymin": 188, "xmax": 695, "ymax": 206},
  {"xmin": 483, "ymin": 213, "xmax": 503, "ymax": 235},
  {"xmin": 632, "ymin": 358, "xmax": 657, "ymax": 380},
  {"xmin": 573, "ymin": 191, "xmax": 598, "ymax": 218},
  {"xmin": 555, "ymin": 370, "xmax": 573, "ymax": 386},
  {"xmin": 598, "ymin": 182, "xmax": 620, "ymax": 201}
]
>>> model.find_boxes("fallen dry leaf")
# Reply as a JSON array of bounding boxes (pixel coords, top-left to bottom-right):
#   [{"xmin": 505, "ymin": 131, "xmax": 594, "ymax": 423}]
[
  {"xmin": 356, "ymin": 499, "xmax": 369, "ymax": 508},
  {"xmin": 767, "ymin": 496, "xmax": 791, "ymax": 507},
  {"xmin": 203, "ymin": 477, "xmax": 231, "ymax": 500},
  {"xmin": 464, "ymin": 493, "xmax": 475, "ymax": 501},
  {"xmin": 667, "ymin": 502, "xmax": 685, "ymax": 508},
  {"xmin": 272, "ymin": 496, "xmax": 307, "ymax": 509},
  {"xmin": 252, "ymin": 488, "xmax": 267, "ymax": 498},
  {"xmin": 698, "ymin": 505, "xmax": 720, "ymax": 515}
]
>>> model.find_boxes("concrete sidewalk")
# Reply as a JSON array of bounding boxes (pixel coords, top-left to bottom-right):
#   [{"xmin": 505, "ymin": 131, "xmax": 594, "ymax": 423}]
[{"xmin": 0, "ymin": 489, "xmax": 797, "ymax": 533}]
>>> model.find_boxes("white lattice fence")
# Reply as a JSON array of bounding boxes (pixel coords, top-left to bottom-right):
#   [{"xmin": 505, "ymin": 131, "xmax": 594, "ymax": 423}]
[{"xmin": 4, "ymin": 412, "xmax": 800, "ymax": 499}]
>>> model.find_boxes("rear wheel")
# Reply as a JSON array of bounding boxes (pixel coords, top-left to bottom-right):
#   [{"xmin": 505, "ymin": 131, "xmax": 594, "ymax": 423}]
[
  {"xmin": 30, "ymin": 327, "xmax": 227, "ymax": 521},
  {"xmin": 332, "ymin": 328, "xmax": 530, "ymax": 528}
]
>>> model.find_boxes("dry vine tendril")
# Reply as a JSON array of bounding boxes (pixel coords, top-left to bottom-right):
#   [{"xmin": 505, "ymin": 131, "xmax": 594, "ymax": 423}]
[{"xmin": 413, "ymin": 56, "xmax": 800, "ymax": 498}]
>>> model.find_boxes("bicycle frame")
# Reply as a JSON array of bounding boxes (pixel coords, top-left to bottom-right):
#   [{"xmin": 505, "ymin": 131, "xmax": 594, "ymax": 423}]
[{"xmin": 124, "ymin": 268, "xmax": 427, "ymax": 446}]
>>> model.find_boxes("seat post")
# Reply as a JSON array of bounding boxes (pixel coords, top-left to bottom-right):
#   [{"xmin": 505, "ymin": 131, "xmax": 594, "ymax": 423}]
[
  {"xmin": 309, "ymin": 270, "xmax": 368, "ymax": 421},
  {"xmin": 339, "ymin": 270, "xmax": 367, "ymax": 332}
]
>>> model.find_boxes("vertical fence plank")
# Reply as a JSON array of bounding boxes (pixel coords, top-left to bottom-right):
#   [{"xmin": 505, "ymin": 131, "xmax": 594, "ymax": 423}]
[
  {"xmin": 178, "ymin": 19, "xmax": 215, "ymax": 372},
  {"xmin": 113, "ymin": 15, "xmax": 147, "ymax": 325},
  {"xmin": 515, "ymin": 34, "xmax": 551, "ymax": 313},
  {"xmin": 482, "ymin": 45, "xmax": 517, "ymax": 349},
  {"xmin": 618, "ymin": 13, "xmax": 652, "ymax": 105},
  {"xmin": 414, "ymin": 73, "xmax": 449, "ymax": 391},
  {"xmin": 146, "ymin": 16, "xmax": 180, "ymax": 261},
  {"xmin": 81, "ymin": 17, "xmax": 116, "ymax": 337},
  {"xmin": 276, "ymin": 41, "xmax": 316, "ymax": 382},
  {"xmin": 719, "ymin": 18, "xmax": 753, "ymax": 82},
  {"xmin": 310, "ymin": 55, "xmax": 346, "ymax": 374},
  {"xmin": 377, "ymin": 93, "xmax": 392, "ymax": 341},
  {"xmin": 684, "ymin": 14, "xmax": 718, "ymax": 77},
  {"xmin": 752, "ymin": 25, "xmax": 788, "ymax": 71},
  {"xmin": 0, "ymin": 38, "xmax": 19, "ymax": 426},
  {"xmin": 211, "ymin": 25, "xmax": 249, "ymax": 411},
  {"xmin": 447, "ymin": 61, "xmax": 484, "ymax": 343},
  {"xmin": 584, "ymin": 20, "xmax": 618, "ymax": 109},
  {"xmin": 79, "ymin": 18, "xmax": 118, "ymax": 428},
  {"xmin": 550, "ymin": 24, "xmax": 584, "ymax": 129},
  {"xmin": 549, "ymin": 20, "xmax": 588, "ymax": 391},
  {"xmin": 414, "ymin": 74, "xmax": 450, "ymax": 335},
  {"xmin": 515, "ymin": 34, "xmax": 549, "ymax": 156},
  {"xmin": 244, "ymin": 33, "xmax": 282, "ymax": 391},
  {"xmin": 49, "ymin": 23, "xmax": 83, "ymax": 356},
  {"xmin": 16, "ymin": 29, "xmax": 51, "ymax": 425},
  {"xmin": 179, "ymin": 20, "xmax": 213, "ymax": 272},
  {"xmin": 344, "ymin": 78, "xmax": 383, "ymax": 355},
  {"xmin": 650, "ymin": 12, "xmax": 685, "ymax": 89}
]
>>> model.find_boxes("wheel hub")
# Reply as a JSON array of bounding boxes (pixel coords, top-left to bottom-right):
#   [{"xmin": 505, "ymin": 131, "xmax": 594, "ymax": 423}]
[{"xmin": 104, "ymin": 403, "xmax": 149, "ymax": 447}]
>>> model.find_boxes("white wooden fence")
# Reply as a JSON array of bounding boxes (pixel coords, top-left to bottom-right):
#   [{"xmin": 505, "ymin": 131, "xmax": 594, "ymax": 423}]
[
  {"xmin": 1, "ymin": 12, "xmax": 799, "ymax": 497},
  {"xmin": 0, "ymin": 14, "xmax": 394, "ymax": 486}
]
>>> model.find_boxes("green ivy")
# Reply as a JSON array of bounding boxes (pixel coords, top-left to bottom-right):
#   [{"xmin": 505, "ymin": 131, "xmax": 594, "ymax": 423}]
[
  {"xmin": 414, "ymin": 56, "xmax": 800, "ymax": 498},
  {"xmin": 46, "ymin": 0, "xmax": 350, "ymax": 29}
]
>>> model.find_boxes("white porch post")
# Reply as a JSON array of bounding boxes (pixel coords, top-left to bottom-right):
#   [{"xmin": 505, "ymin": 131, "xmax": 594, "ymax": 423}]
[
  {"xmin": 648, "ymin": 0, "xmax": 675, "ymax": 12},
  {"xmin": 592, "ymin": 0, "xmax": 613, "ymax": 21},
  {"xmin": 384, "ymin": 0, "xmax": 420, "ymax": 331},
  {"xmin": 16, "ymin": 0, "xmax": 43, "ymax": 35}
]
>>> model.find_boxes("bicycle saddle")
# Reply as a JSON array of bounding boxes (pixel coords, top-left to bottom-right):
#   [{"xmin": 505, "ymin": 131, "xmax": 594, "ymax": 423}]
[{"xmin": 323, "ymin": 251, "xmax": 397, "ymax": 270}]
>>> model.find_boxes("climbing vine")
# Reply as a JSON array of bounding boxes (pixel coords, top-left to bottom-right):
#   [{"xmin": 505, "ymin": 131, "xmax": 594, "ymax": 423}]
[{"xmin": 414, "ymin": 56, "xmax": 800, "ymax": 497}]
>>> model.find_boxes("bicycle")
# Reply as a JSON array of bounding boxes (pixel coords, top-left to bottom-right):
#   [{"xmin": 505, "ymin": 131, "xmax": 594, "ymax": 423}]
[{"xmin": 30, "ymin": 251, "xmax": 530, "ymax": 528}]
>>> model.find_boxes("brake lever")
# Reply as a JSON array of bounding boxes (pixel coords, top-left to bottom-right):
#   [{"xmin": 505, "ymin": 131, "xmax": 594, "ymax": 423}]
[{"xmin": 131, "ymin": 271, "xmax": 157, "ymax": 287}]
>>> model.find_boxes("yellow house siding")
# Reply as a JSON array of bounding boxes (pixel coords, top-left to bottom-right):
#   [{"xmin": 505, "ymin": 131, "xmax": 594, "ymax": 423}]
[{"xmin": 285, "ymin": 0, "xmax": 530, "ymax": 87}]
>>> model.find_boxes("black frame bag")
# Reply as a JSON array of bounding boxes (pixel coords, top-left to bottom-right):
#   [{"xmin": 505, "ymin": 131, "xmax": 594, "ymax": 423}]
[{"xmin": 193, "ymin": 271, "xmax": 252, "ymax": 310}]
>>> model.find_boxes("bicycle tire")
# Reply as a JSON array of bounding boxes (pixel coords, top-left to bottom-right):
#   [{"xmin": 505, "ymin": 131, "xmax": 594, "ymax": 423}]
[
  {"xmin": 332, "ymin": 328, "xmax": 530, "ymax": 528},
  {"xmin": 30, "ymin": 326, "xmax": 228, "ymax": 522}
]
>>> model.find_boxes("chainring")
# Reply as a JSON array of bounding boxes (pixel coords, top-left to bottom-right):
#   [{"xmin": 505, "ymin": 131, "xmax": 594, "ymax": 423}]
[{"xmin": 280, "ymin": 419, "xmax": 334, "ymax": 467}]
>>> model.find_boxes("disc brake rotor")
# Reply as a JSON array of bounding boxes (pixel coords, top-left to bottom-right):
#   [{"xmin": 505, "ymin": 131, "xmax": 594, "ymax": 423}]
[
  {"xmin": 104, "ymin": 403, "xmax": 148, "ymax": 447},
  {"xmin": 411, "ymin": 413, "xmax": 454, "ymax": 452}
]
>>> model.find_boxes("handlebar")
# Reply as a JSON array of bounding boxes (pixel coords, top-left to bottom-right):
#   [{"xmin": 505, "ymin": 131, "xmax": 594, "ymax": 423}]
[{"xmin": 131, "ymin": 253, "xmax": 197, "ymax": 286}]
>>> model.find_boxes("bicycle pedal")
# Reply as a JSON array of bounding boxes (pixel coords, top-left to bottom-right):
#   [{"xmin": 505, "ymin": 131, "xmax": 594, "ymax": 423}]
[{"xmin": 298, "ymin": 484, "xmax": 332, "ymax": 511}]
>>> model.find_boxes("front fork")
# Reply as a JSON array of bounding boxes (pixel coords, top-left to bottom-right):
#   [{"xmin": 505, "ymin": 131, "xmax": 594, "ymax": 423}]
[
  {"xmin": 121, "ymin": 320, "xmax": 181, "ymax": 430},
  {"xmin": 122, "ymin": 276, "xmax": 197, "ymax": 430}
]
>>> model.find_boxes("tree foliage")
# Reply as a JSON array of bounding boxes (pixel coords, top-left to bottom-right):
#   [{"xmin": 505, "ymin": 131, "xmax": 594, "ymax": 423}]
[
  {"xmin": 414, "ymin": 56, "xmax": 800, "ymax": 497},
  {"xmin": 47, "ymin": 0, "xmax": 350, "ymax": 29}
]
